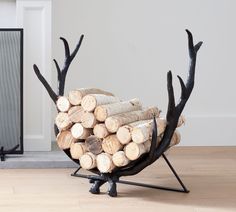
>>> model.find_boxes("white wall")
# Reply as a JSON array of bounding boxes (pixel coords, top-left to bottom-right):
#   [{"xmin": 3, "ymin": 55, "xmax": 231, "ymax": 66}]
[
  {"xmin": 0, "ymin": 0, "xmax": 16, "ymax": 27},
  {"xmin": 52, "ymin": 0, "xmax": 236, "ymax": 146}
]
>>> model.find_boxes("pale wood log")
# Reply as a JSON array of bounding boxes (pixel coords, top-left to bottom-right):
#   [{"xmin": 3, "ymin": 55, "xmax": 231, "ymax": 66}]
[
  {"xmin": 96, "ymin": 153, "xmax": 115, "ymax": 173},
  {"xmin": 68, "ymin": 106, "xmax": 85, "ymax": 123},
  {"xmin": 124, "ymin": 142, "xmax": 146, "ymax": 161},
  {"xmin": 81, "ymin": 94, "xmax": 120, "ymax": 112},
  {"xmin": 85, "ymin": 135, "xmax": 103, "ymax": 155},
  {"xmin": 116, "ymin": 120, "xmax": 150, "ymax": 145},
  {"xmin": 94, "ymin": 98, "xmax": 142, "ymax": 122},
  {"xmin": 80, "ymin": 152, "xmax": 96, "ymax": 170},
  {"xmin": 112, "ymin": 151, "xmax": 130, "ymax": 167},
  {"xmin": 131, "ymin": 118, "xmax": 166, "ymax": 144},
  {"xmin": 81, "ymin": 112, "xmax": 97, "ymax": 128},
  {"xmin": 70, "ymin": 142, "xmax": 86, "ymax": 159},
  {"xmin": 56, "ymin": 130, "xmax": 76, "ymax": 150},
  {"xmin": 105, "ymin": 107, "xmax": 160, "ymax": 133},
  {"xmin": 170, "ymin": 130, "xmax": 181, "ymax": 147},
  {"xmin": 102, "ymin": 135, "xmax": 123, "ymax": 155},
  {"xmin": 71, "ymin": 123, "xmax": 92, "ymax": 139},
  {"xmin": 55, "ymin": 112, "xmax": 72, "ymax": 131},
  {"xmin": 56, "ymin": 96, "xmax": 71, "ymax": 112},
  {"xmin": 177, "ymin": 115, "xmax": 186, "ymax": 127},
  {"xmin": 68, "ymin": 88, "xmax": 114, "ymax": 106},
  {"xmin": 93, "ymin": 124, "xmax": 109, "ymax": 139}
]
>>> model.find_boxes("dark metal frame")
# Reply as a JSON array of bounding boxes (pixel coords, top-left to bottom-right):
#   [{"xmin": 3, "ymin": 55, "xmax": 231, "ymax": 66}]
[
  {"xmin": 71, "ymin": 153, "xmax": 189, "ymax": 193},
  {"xmin": 33, "ymin": 29, "xmax": 202, "ymax": 196},
  {"xmin": 0, "ymin": 28, "xmax": 24, "ymax": 161}
]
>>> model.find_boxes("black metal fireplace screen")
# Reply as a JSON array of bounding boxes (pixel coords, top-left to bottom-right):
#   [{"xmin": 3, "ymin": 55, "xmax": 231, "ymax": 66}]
[{"xmin": 0, "ymin": 28, "xmax": 23, "ymax": 161}]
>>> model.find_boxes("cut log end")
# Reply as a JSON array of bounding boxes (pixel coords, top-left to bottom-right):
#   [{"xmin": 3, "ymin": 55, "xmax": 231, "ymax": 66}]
[
  {"xmin": 56, "ymin": 96, "xmax": 71, "ymax": 112},
  {"xmin": 68, "ymin": 90, "xmax": 83, "ymax": 105},
  {"xmin": 80, "ymin": 152, "xmax": 96, "ymax": 170},
  {"xmin": 85, "ymin": 135, "xmax": 103, "ymax": 155},
  {"xmin": 102, "ymin": 134, "xmax": 123, "ymax": 155},
  {"xmin": 71, "ymin": 123, "xmax": 92, "ymax": 139},
  {"xmin": 68, "ymin": 106, "xmax": 85, "ymax": 123},
  {"xmin": 81, "ymin": 112, "xmax": 97, "ymax": 128},
  {"xmin": 70, "ymin": 142, "xmax": 86, "ymax": 159},
  {"xmin": 125, "ymin": 142, "xmax": 146, "ymax": 161},
  {"xmin": 55, "ymin": 112, "xmax": 72, "ymax": 131},
  {"xmin": 56, "ymin": 130, "xmax": 76, "ymax": 150},
  {"xmin": 93, "ymin": 124, "xmax": 109, "ymax": 139},
  {"xmin": 112, "ymin": 151, "xmax": 129, "ymax": 167},
  {"xmin": 116, "ymin": 126, "xmax": 132, "ymax": 144},
  {"xmin": 96, "ymin": 153, "xmax": 115, "ymax": 173}
]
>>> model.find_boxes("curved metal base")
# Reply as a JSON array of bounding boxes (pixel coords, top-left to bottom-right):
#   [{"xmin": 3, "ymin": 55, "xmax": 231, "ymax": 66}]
[{"xmin": 71, "ymin": 154, "xmax": 189, "ymax": 197}]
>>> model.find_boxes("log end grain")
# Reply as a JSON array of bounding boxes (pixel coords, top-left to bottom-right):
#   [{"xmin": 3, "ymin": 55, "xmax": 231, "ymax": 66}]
[
  {"xmin": 68, "ymin": 106, "xmax": 85, "ymax": 123},
  {"xmin": 96, "ymin": 153, "xmax": 115, "ymax": 173},
  {"xmin": 80, "ymin": 152, "xmax": 96, "ymax": 170},
  {"xmin": 116, "ymin": 126, "xmax": 132, "ymax": 144},
  {"xmin": 56, "ymin": 96, "xmax": 71, "ymax": 112},
  {"xmin": 68, "ymin": 90, "xmax": 82, "ymax": 105},
  {"xmin": 70, "ymin": 142, "xmax": 86, "ymax": 159},
  {"xmin": 55, "ymin": 112, "xmax": 72, "ymax": 131},
  {"xmin": 93, "ymin": 124, "xmax": 109, "ymax": 139}
]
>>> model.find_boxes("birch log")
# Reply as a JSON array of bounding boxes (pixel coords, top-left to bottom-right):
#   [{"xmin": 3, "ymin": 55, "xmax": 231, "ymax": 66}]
[
  {"xmin": 177, "ymin": 115, "xmax": 186, "ymax": 127},
  {"xmin": 70, "ymin": 142, "xmax": 86, "ymax": 159},
  {"xmin": 81, "ymin": 112, "xmax": 97, "ymax": 128},
  {"xmin": 93, "ymin": 124, "xmax": 109, "ymax": 139},
  {"xmin": 105, "ymin": 107, "xmax": 160, "ymax": 133},
  {"xmin": 96, "ymin": 153, "xmax": 115, "ymax": 173},
  {"xmin": 71, "ymin": 123, "xmax": 92, "ymax": 139},
  {"xmin": 80, "ymin": 152, "xmax": 96, "ymax": 170},
  {"xmin": 102, "ymin": 135, "xmax": 123, "ymax": 155},
  {"xmin": 68, "ymin": 88, "xmax": 114, "ymax": 106},
  {"xmin": 170, "ymin": 130, "xmax": 181, "ymax": 147},
  {"xmin": 112, "ymin": 151, "xmax": 130, "ymax": 167},
  {"xmin": 131, "ymin": 118, "xmax": 166, "ymax": 144},
  {"xmin": 56, "ymin": 130, "xmax": 76, "ymax": 150},
  {"xmin": 124, "ymin": 142, "xmax": 147, "ymax": 161},
  {"xmin": 56, "ymin": 96, "xmax": 71, "ymax": 112},
  {"xmin": 94, "ymin": 98, "xmax": 142, "ymax": 122},
  {"xmin": 116, "ymin": 120, "xmax": 150, "ymax": 144},
  {"xmin": 85, "ymin": 135, "xmax": 103, "ymax": 155},
  {"xmin": 55, "ymin": 112, "xmax": 72, "ymax": 130},
  {"xmin": 81, "ymin": 94, "xmax": 120, "ymax": 112},
  {"xmin": 68, "ymin": 106, "xmax": 85, "ymax": 123}
]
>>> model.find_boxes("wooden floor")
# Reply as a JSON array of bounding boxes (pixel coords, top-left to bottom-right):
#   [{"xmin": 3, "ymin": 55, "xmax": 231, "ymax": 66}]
[{"xmin": 0, "ymin": 147, "xmax": 236, "ymax": 212}]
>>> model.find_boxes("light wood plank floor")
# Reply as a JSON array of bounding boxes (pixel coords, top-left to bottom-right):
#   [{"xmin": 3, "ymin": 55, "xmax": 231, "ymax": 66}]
[{"xmin": 0, "ymin": 147, "xmax": 236, "ymax": 212}]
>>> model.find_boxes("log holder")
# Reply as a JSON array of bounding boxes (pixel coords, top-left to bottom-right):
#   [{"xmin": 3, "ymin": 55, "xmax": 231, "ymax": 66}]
[{"xmin": 33, "ymin": 29, "xmax": 202, "ymax": 197}]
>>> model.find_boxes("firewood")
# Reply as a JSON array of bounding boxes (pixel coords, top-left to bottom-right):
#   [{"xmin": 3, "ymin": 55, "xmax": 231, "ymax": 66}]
[
  {"xmin": 177, "ymin": 115, "xmax": 186, "ymax": 127},
  {"xmin": 80, "ymin": 152, "xmax": 96, "ymax": 170},
  {"xmin": 170, "ymin": 130, "xmax": 181, "ymax": 147},
  {"xmin": 81, "ymin": 94, "xmax": 120, "ymax": 112},
  {"xmin": 85, "ymin": 135, "xmax": 103, "ymax": 155},
  {"xmin": 68, "ymin": 106, "xmax": 85, "ymax": 123},
  {"xmin": 56, "ymin": 130, "xmax": 76, "ymax": 150},
  {"xmin": 56, "ymin": 96, "xmax": 71, "ymax": 112},
  {"xmin": 68, "ymin": 88, "xmax": 114, "ymax": 105},
  {"xmin": 94, "ymin": 98, "xmax": 142, "ymax": 122},
  {"xmin": 55, "ymin": 112, "xmax": 72, "ymax": 130},
  {"xmin": 102, "ymin": 135, "xmax": 123, "ymax": 155},
  {"xmin": 71, "ymin": 123, "xmax": 92, "ymax": 139},
  {"xmin": 124, "ymin": 142, "xmax": 146, "ymax": 161},
  {"xmin": 93, "ymin": 124, "xmax": 109, "ymax": 139},
  {"xmin": 116, "ymin": 120, "xmax": 150, "ymax": 144},
  {"xmin": 112, "ymin": 151, "xmax": 130, "ymax": 167},
  {"xmin": 70, "ymin": 142, "xmax": 86, "ymax": 159},
  {"xmin": 105, "ymin": 107, "xmax": 160, "ymax": 133},
  {"xmin": 131, "ymin": 118, "xmax": 166, "ymax": 144},
  {"xmin": 96, "ymin": 153, "xmax": 115, "ymax": 173},
  {"xmin": 81, "ymin": 112, "xmax": 97, "ymax": 128}
]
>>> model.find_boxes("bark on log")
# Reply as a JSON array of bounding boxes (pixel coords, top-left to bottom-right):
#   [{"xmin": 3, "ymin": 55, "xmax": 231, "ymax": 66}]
[
  {"xmin": 116, "ymin": 120, "xmax": 150, "ymax": 145},
  {"xmin": 85, "ymin": 135, "xmax": 103, "ymax": 155},
  {"xmin": 124, "ymin": 142, "xmax": 147, "ymax": 161},
  {"xmin": 71, "ymin": 123, "xmax": 92, "ymax": 139},
  {"xmin": 81, "ymin": 112, "xmax": 97, "ymax": 128},
  {"xmin": 93, "ymin": 124, "xmax": 109, "ymax": 139},
  {"xmin": 56, "ymin": 96, "xmax": 71, "ymax": 112},
  {"xmin": 80, "ymin": 152, "xmax": 96, "ymax": 170},
  {"xmin": 131, "ymin": 118, "xmax": 166, "ymax": 144},
  {"xmin": 105, "ymin": 107, "xmax": 160, "ymax": 133},
  {"xmin": 94, "ymin": 98, "xmax": 142, "ymax": 122},
  {"xmin": 70, "ymin": 142, "xmax": 86, "ymax": 159},
  {"xmin": 68, "ymin": 88, "xmax": 114, "ymax": 106},
  {"xmin": 96, "ymin": 153, "xmax": 115, "ymax": 173},
  {"xmin": 56, "ymin": 130, "xmax": 76, "ymax": 150},
  {"xmin": 68, "ymin": 106, "xmax": 85, "ymax": 123},
  {"xmin": 112, "ymin": 151, "xmax": 130, "ymax": 167},
  {"xmin": 81, "ymin": 94, "xmax": 120, "ymax": 112},
  {"xmin": 102, "ymin": 135, "xmax": 123, "ymax": 155},
  {"xmin": 55, "ymin": 112, "xmax": 72, "ymax": 130}
]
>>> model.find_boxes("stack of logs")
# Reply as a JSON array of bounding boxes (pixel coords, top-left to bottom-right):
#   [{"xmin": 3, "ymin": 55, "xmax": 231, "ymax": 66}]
[{"xmin": 56, "ymin": 88, "xmax": 185, "ymax": 173}]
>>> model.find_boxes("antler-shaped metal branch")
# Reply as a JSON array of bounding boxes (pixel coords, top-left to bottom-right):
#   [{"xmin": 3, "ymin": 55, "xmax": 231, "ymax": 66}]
[
  {"xmin": 33, "ymin": 34, "xmax": 84, "ymax": 102},
  {"xmin": 114, "ymin": 29, "xmax": 203, "ymax": 177}
]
